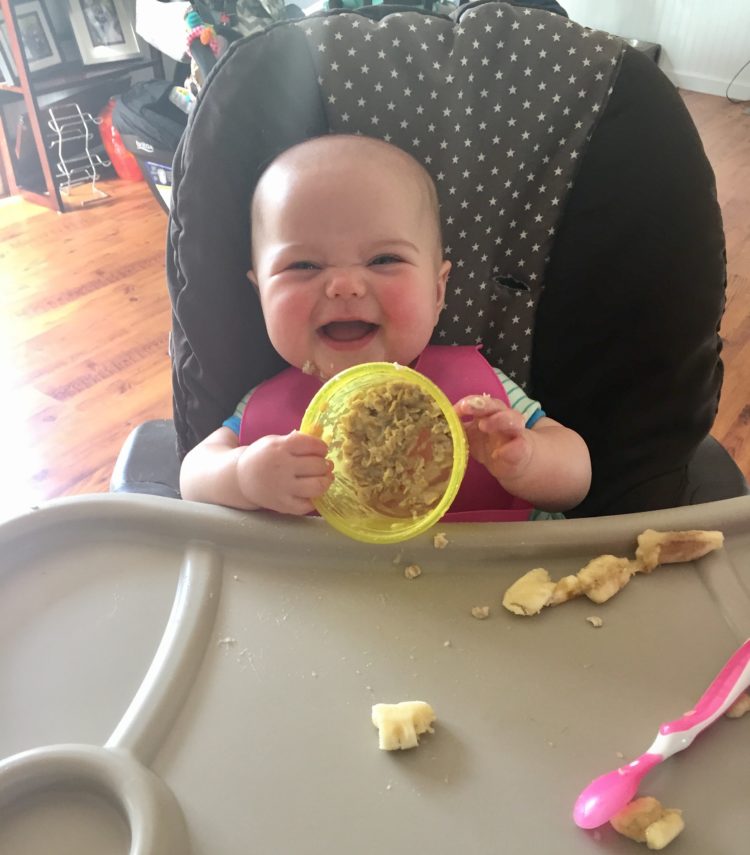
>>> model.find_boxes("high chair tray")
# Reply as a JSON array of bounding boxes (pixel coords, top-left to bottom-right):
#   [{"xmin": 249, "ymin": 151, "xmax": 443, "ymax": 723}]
[{"xmin": 1, "ymin": 494, "xmax": 749, "ymax": 854}]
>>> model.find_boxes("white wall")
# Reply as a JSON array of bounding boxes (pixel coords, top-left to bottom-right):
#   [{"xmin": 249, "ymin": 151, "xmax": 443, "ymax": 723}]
[{"xmin": 563, "ymin": 0, "xmax": 750, "ymax": 99}]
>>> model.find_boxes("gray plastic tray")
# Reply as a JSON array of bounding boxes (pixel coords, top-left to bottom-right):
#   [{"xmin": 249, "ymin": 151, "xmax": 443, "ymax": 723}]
[{"xmin": 1, "ymin": 494, "xmax": 749, "ymax": 855}]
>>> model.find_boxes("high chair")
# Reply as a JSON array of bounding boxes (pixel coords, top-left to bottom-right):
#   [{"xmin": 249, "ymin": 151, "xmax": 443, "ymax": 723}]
[{"xmin": 114, "ymin": 0, "xmax": 747, "ymax": 514}]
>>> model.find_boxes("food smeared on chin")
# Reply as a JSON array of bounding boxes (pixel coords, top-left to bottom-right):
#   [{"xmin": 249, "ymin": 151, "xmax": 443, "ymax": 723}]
[{"xmin": 333, "ymin": 380, "xmax": 453, "ymax": 518}]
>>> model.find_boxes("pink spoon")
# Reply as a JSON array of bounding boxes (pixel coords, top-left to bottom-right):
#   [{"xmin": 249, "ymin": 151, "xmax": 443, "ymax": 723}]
[{"xmin": 573, "ymin": 638, "xmax": 750, "ymax": 829}]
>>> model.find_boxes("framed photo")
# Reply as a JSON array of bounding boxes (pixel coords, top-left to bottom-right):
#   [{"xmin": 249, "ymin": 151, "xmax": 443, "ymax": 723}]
[
  {"xmin": 4, "ymin": 2, "xmax": 63, "ymax": 74},
  {"xmin": 68, "ymin": 0, "xmax": 143, "ymax": 65},
  {"xmin": 0, "ymin": 25, "xmax": 17, "ymax": 84}
]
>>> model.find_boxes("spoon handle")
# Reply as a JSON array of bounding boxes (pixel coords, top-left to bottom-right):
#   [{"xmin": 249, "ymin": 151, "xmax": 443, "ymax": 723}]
[{"xmin": 649, "ymin": 639, "xmax": 750, "ymax": 758}]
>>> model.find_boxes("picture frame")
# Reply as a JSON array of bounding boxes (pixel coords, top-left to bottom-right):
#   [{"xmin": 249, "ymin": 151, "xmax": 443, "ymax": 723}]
[
  {"xmin": 68, "ymin": 0, "xmax": 143, "ymax": 66},
  {"xmin": 4, "ymin": 1, "xmax": 63, "ymax": 74},
  {"xmin": 0, "ymin": 26, "xmax": 17, "ymax": 84}
]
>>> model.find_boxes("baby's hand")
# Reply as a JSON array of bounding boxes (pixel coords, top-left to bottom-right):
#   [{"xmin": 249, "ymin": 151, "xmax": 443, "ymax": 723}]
[
  {"xmin": 454, "ymin": 395, "xmax": 534, "ymax": 485},
  {"xmin": 236, "ymin": 431, "xmax": 333, "ymax": 515}
]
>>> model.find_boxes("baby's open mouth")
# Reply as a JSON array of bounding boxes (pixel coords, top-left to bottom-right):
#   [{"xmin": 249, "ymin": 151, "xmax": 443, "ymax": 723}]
[{"xmin": 320, "ymin": 321, "xmax": 378, "ymax": 342}]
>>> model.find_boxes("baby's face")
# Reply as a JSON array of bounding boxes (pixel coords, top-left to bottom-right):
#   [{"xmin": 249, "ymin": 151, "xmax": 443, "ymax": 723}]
[{"xmin": 249, "ymin": 150, "xmax": 450, "ymax": 380}]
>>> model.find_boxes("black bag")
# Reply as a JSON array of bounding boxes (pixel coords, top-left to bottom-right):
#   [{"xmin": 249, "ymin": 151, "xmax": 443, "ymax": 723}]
[
  {"xmin": 112, "ymin": 80, "xmax": 187, "ymax": 154},
  {"xmin": 113, "ymin": 80, "xmax": 188, "ymax": 212}
]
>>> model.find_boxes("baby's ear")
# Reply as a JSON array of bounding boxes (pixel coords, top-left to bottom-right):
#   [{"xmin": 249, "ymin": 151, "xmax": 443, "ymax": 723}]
[
  {"xmin": 246, "ymin": 270, "xmax": 259, "ymax": 292},
  {"xmin": 436, "ymin": 259, "xmax": 451, "ymax": 310}
]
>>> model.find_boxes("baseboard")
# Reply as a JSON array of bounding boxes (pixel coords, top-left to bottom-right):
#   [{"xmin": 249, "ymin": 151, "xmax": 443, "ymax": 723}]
[{"xmin": 664, "ymin": 70, "xmax": 750, "ymax": 100}]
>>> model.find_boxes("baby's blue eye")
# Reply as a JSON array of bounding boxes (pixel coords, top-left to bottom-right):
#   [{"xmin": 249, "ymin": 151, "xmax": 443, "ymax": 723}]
[{"xmin": 370, "ymin": 255, "xmax": 402, "ymax": 266}]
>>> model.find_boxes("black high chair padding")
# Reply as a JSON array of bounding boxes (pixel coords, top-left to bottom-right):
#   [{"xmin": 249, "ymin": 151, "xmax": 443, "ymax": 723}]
[{"xmin": 155, "ymin": 2, "xmax": 739, "ymax": 516}]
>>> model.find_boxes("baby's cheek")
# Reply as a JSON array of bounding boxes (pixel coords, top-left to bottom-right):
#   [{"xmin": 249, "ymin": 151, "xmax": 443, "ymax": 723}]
[{"xmin": 266, "ymin": 292, "xmax": 314, "ymax": 349}]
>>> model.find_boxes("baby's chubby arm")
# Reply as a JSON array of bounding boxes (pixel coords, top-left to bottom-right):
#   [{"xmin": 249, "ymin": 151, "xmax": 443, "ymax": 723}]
[
  {"xmin": 455, "ymin": 396, "xmax": 591, "ymax": 512},
  {"xmin": 179, "ymin": 427, "xmax": 334, "ymax": 515}
]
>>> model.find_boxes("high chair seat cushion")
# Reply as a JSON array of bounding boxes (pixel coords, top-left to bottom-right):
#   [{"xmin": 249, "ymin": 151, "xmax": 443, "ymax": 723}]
[{"xmin": 167, "ymin": 2, "xmax": 727, "ymax": 516}]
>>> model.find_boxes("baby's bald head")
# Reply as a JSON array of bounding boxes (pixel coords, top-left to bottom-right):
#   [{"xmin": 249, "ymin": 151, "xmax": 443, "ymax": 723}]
[{"xmin": 250, "ymin": 135, "xmax": 443, "ymax": 265}]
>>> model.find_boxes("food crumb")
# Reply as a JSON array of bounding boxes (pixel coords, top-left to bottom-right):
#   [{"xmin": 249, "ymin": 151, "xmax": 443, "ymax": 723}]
[
  {"xmin": 616, "ymin": 751, "xmax": 625, "ymax": 759},
  {"xmin": 465, "ymin": 393, "xmax": 492, "ymax": 411},
  {"xmin": 232, "ymin": 574, "xmax": 240, "ymax": 581},
  {"xmin": 443, "ymin": 640, "xmax": 452, "ymax": 647},
  {"xmin": 586, "ymin": 616, "xmax": 604, "ymax": 628},
  {"xmin": 217, "ymin": 636, "xmax": 236, "ymax": 649},
  {"xmin": 433, "ymin": 531, "xmax": 449, "ymax": 549},
  {"xmin": 301, "ymin": 360, "xmax": 318, "ymax": 376},
  {"xmin": 404, "ymin": 564, "xmax": 422, "ymax": 580},
  {"xmin": 726, "ymin": 692, "xmax": 750, "ymax": 718},
  {"xmin": 311, "ymin": 671, "xmax": 318, "ymax": 678},
  {"xmin": 471, "ymin": 606, "xmax": 491, "ymax": 619}
]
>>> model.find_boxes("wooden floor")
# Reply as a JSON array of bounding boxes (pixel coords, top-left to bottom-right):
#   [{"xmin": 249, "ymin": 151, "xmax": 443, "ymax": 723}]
[{"xmin": 0, "ymin": 90, "xmax": 748, "ymax": 520}]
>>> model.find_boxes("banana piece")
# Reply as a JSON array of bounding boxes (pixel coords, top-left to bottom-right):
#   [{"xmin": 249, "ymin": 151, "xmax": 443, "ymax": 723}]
[
  {"xmin": 577, "ymin": 555, "xmax": 640, "ymax": 604},
  {"xmin": 635, "ymin": 529, "xmax": 724, "ymax": 572},
  {"xmin": 502, "ymin": 568, "xmax": 556, "ymax": 615},
  {"xmin": 645, "ymin": 811, "xmax": 685, "ymax": 850},
  {"xmin": 371, "ymin": 701, "xmax": 436, "ymax": 751},
  {"xmin": 610, "ymin": 796, "xmax": 665, "ymax": 843},
  {"xmin": 550, "ymin": 574, "xmax": 583, "ymax": 605},
  {"xmin": 502, "ymin": 528, "xmax": 725, "ymax": 617},
  {"xmin": 726, "ymin": 691, "xmax": 750, "ymax": 719},
  {"xmin": 610, "ymin": 797, "xmax": 685, "ymax": 850}
]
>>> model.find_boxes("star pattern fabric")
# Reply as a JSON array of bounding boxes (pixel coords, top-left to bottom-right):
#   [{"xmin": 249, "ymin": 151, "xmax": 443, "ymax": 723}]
[{"xmin": 299, "ymin": 1, "xmax": 623, "ymax": 387}]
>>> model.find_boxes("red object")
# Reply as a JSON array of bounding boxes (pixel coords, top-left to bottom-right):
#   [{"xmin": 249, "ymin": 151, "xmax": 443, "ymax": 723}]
[{"xmin": 98, "ymin": 99, "xmax": 143, "ymax": 182}]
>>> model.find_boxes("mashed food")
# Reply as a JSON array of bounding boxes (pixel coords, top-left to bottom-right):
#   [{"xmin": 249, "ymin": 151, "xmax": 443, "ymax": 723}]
[{"xmin": 335, "ymin": 380, "xmax": 453, "ymax": 518}]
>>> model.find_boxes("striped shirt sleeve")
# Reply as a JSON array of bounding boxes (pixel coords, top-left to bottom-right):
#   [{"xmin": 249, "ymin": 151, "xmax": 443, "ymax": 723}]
[
  {"xmin": 222, "ymin": 388, "xmax": 254, "ymax": 435},
  {"xmin": 494, "ymin": 368, "xmax": 546, "ymax": 428}
]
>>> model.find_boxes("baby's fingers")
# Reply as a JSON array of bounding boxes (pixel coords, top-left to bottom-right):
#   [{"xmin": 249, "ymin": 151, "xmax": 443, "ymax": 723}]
[
  {"xmin": 455, "ymin": 394, "xmax": 505, "ymax": 419},
  {"xmin": 294, "ymin": 456, "xmax": 334, "ymax": 478},
  {"xmin": 477, "ymin": 408, "xmax": 525, "ymax": 436},
  {"xmin": 294, "ymin": 472, "xmax": 334, "ymax": 500},
  {"xmin": 287, "ymin": 430, "xmax": 329, "ymax": 457},
  {"xmin": 281, "ymin": 496, "xmax": 316, "ymax": 516}
]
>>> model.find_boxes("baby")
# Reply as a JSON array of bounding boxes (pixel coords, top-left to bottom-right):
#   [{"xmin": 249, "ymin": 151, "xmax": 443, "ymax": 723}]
[{"xmin": 180, "ymin": 135, "xmax": 591, "ymax": 518}]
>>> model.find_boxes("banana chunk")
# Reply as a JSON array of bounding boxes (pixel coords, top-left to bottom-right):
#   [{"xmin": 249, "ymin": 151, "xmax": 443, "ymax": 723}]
[
  {"xmin": 502, "ymin": 528, "xmax": 725, "ymax": 617},
  {"xmin": 645, "ymin": 811, "xmax": 685, "ymax": 850},
  {"xmin": 611, "ymin": 797, "xmax": 684, "ymax": 850},
  {"xmin": 577, "ymin": 555, "xmax": 640, "ymax": 604},
  {"xmin": 726, "ymin": 691, "xmax": 750, "ymax": 719},
  {"xmin": 610, "ymin": 796, "xmax": 665, "ymax": 843},
  {"xmin": 502, "ymin": 568, "xmax": 556, "ymax": 615},
  {"xmin": 636, "ymin": 529, "xmax": 724, "ymax": 572},
  {"xmin": 371, "ymin": 701, "xmax": 436, "ymax": 751},
  {"xmin": 550, "ymin": 574, "xmax": 583, "ymax": 605}
]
